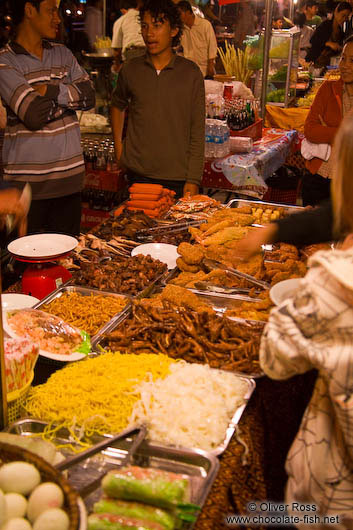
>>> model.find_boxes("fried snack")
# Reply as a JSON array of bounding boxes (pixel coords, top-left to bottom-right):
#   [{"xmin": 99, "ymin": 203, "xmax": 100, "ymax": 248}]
[
  {"xmin": 176, "ymin": 257, "xmax": 200, "ymax": 273},
  {"xmin": 177, "ymin": 242, "xmax": 204, "ymax": 265},
  {"xmin": 157, "ymin": 284, "xmax": 212, "ymax": 313},
  {"xmin": 103, "ymin": 300, "xmax": 262, "ymax": 375},
  {"xmin": 169, "ymin": 271, "xmax": 208, "ymax": 286},
  {"xmin": 203, "ymin": 227, "xmax": 248, "ymax": 246},
  {"xmin": 226, "ymin": 291, "xmax": 273, "ymax": 322},
  {"xmin": 41, "ymin": 292, "xmax": 128, "ymax": 336},
  {"xmin": 73, "ymin": 255, "xmax": 167, "ymax": 295}
]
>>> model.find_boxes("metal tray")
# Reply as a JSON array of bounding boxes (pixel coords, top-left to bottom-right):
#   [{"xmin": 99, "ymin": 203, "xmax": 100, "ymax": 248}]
[
  {"xmin": 7, "ymin": 418, "xmax": 220, "ymax": 528},
  {"xmin": 226, "ymin": 198, "xmax": 303, "ymax": 213},
  {"xmin": 33, "ymin": 285, "xmax": 132, "ymax": 344},
  {"xmin": 91, "ymin": 309, "xmax": 257, "ymax": 452}
]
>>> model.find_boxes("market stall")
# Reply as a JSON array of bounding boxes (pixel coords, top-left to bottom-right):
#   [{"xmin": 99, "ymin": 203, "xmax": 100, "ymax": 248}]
[{"xmin": 0, "ymin": 193, "xmax": 327, "ymax": 529}]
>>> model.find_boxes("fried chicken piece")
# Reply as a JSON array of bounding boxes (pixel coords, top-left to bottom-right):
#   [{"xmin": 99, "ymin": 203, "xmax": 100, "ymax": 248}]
[
  {"xmin": 296, "ymin": 261, "xmax": 307, "ymax": 276},
  {"xmin": 279, "ymin": 243, "xmax": 299, "ymax": 255},
  {"xmin": 176, "ymin": 257, "xmax": 200, "ymax": 273},
  {"xmin": 237, "ymin": 254, "xmax": 264, "ymax": 277},
  {"xmin": 159, "ymin": 284, "xmax": 212, "ymax": 313},
  {"xmin": 170, "ymin": 271, "xmax": 208, "ymax": 287},
  {"xmin": 271, "ymin": 271, "xmax": 293, "ymax": 285},
  {"xmin": 203, "ymin": 227, "xmax": 248, "ymax": 246},
  {"xmin": 177, "ymin": 242, "xmax": 204, "ymax": 265}
]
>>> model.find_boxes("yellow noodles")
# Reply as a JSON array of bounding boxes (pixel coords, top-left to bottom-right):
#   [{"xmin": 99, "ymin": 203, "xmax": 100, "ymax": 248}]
[
  {"xmin": 42, "ymin": 292, "xmax": 128, "ymax": 335},
  {"xmin": 25, "ymin": 352, "xmax": 174, "ymax": 448}
]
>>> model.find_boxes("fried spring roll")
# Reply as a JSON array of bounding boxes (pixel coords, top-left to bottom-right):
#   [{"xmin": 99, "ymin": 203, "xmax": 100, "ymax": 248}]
[{"xmin": 101, "ymin": 466, "xmax": 190, "ymax": 509}]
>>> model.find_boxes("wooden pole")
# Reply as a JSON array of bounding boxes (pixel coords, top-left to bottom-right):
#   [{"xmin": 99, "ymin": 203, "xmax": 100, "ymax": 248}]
[
  {"xmin": 260, "ymin": 0, "xmax": 274, "ymax": 118},
  {"xmin": 0, "ymin": 258, "xmax": 8, "ymax": 430}
]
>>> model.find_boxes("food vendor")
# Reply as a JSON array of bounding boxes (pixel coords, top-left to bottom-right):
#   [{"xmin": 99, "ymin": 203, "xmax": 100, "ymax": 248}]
[
  {"xmin": 0, "ymin": 0, "xmax": 95, "ymax": 236},
  {"xmin": 111, "ymin": 0, "xmax": 205, "ymax": 199}
]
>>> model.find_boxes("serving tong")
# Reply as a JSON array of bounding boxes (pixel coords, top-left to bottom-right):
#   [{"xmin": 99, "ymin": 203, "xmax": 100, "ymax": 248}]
[
  {"xmin": 193, "ymin": 281, "xmax": 262, "ymax": 296},
  {"xmin": 136, "ymin": 219, "xmax": 206, "ymax": 241},
  {"xmin": 56, "ymin": 425, "xmax": 147, "ymax": 498},
  {"xmin": 203, "ymin": 258, "xmax": 270, "ymax": 290}
]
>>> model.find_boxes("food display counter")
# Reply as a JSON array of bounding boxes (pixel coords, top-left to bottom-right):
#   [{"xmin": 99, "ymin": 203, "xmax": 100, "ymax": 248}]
[{"xmin": 1, "ymin": 196, "xmax": 325, "ymax": 528}]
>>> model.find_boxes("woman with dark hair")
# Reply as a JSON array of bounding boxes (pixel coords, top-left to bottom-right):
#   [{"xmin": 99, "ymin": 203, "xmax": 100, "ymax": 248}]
[{"xmin": 306, "ymin": 1, "xmax": 352, "ymax": 67}]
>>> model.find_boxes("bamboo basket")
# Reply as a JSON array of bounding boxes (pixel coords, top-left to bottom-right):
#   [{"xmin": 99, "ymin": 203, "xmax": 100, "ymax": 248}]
[{"xmin": 0, "ymin": 442, "xmax": 80, "ymax": 529}]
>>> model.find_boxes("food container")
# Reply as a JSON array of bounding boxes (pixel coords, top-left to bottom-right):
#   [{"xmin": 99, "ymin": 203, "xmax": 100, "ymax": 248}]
[
  {"xmin": 226, "ymin": 198, "xmax": 303, "ymax": 224},
  {"xmin": 7, "ymin": 419, "xmax": 220, "ymax": 528},
  {"xmin": 0, "ymin": 440, "xmax": 84, "ymax": 530},
  {"xmin": 92, "ymin": 309, "xmax": 257, "ymax": 452},
  {"xmin": 229, "ymin": 118, "xmax": 263, "ymax": 141},
  {"xmin": 33, "ymin": 285, "xmax": 132, "ymax": 344}
]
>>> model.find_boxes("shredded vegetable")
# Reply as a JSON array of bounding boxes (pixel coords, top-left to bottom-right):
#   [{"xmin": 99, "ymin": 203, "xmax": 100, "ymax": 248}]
[
  {"xmin": 25, "ymin": 352, "xmax": 174, "ymax": 449},
  {"xmin": 129, "ymin": 362, "xmax": 249, "ymax": 451}
]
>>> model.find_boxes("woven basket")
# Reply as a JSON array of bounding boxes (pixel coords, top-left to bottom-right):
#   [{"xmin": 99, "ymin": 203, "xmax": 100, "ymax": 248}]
[
  {"xmin": 7, "ymin": 371, "xmax": 34, "ymax": 425},
  {"xmin": 0, "ymin": 442, "xmax": 80, "ymax": 529}
]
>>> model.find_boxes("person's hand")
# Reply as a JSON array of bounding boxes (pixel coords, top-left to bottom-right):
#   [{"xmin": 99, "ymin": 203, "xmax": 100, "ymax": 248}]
[
  {"xmin": 183, "ymin": 182, "xmax": 199, "ymax": 197},
  {"xmin": 0, "ymin": 188, "xmax": 28, "ymax": 236},
  {"xmin": 206, "ymin": 63, "xmax": 216, "ymax": 78},
  {"xmin": 340, "ymin": 233, "xmax": 353, "ymax": 250},
  {"xmin": 325, "ymin": 41, "xmax": 342, "ymax": 52},
  {"xmin": 233, "ymin": 224, "xmax": 279, "ymax": 261},
  {"xmin": 32, "ymin": 84, "xmax": 48, "ymax": 96}
]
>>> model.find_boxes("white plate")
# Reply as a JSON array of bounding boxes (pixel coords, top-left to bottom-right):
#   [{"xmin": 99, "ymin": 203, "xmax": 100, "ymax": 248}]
[
  {"xmin": 8, "ymin": 234, "xmax": 78, "ymax": 259},
  {"xmin": 2, "ymin": 293, "xmax": 39, "ymax": 311},
  {"xmin": 3, "ymin": 311, "xmax": 87, "ymax": 362},
  {"xmin": 131, "ymin": 243, "xmax": 179, "ymax": 269},
  {"xmin": 270, "ymin": 278, "xmax": 301, "ymax": 306}
]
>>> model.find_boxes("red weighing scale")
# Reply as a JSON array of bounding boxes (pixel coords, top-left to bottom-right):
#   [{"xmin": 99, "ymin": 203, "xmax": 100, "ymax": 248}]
[{"xmin": 7, "ymin": 234, "xmax": 78, "ymax": 300}]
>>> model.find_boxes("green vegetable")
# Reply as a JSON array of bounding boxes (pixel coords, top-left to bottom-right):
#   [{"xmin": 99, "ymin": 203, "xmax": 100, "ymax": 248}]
[{"xmin": 75, "ymin": 330, "xmax": 91, "ymax": 355}]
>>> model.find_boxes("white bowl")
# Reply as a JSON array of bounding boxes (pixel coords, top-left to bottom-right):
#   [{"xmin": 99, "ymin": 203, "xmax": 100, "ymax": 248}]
[
  {"xmin": 131, "ymin": 243, "xmax": 179, "ymax": 269},
  {"xmin": 2, "ymin": 293, "xmax": 39, "ymax": 311},
  {"xmin": 270, "ymin": 278, "xmax": 301, "ymax": 306}
]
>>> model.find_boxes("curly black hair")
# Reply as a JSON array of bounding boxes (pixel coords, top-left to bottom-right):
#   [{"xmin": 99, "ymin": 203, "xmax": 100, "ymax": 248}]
[
  {"xmin": 10, "ymin": 0, "xmax": 45, "ymax": 27},
  {"xmin": 139, "ymin": 0, "xmax": 183, "ymax": 48}
]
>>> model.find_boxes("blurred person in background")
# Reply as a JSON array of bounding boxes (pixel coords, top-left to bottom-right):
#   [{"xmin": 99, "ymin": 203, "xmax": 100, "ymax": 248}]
[
  {"xmin": 306, "ymin": 1, "xmax": 352, "ymax": 67},
  {"xmin": 111, "ymin": 0, "xmax": 205, "ymax": 198},
  {"xmin": 260, "ymin": 113, "xmax": 353, "ymax": 528},
  {"xmin": 177, "ymin": 0, "xmax": 217, "ymax": 77},
  {"xmin": 293, "ymin": 11, "xmax": 314, "ymax": 65},
  {"xmin": 84, "ymin": 0, "xmax": 103, "ymax": 50},
  {"xmin": 111, "ymin": 0, "xmax": 145, "ymax": 71},
  {"xmin": 0, "ymin": 0, "xmax": 95, "ymax": 235},
  {"xmin": 302, "ymin": 0, "xmax": 322, "ymax": 28}
]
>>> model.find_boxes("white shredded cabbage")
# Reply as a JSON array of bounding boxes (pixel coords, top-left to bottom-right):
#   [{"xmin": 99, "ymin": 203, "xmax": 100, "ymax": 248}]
[{"xmin": 129, "ymin": 362, "xmax": 249, "ymax": 451}]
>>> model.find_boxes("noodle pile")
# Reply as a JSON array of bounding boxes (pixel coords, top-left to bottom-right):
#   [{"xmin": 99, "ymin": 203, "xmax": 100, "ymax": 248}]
[
  {"xmin": 41, "ymin": 292, "xmax": 129, "ymax": 335},
  {"xmin": 25, "ymin": 352, "xmax": 174, "ymax": 447}
]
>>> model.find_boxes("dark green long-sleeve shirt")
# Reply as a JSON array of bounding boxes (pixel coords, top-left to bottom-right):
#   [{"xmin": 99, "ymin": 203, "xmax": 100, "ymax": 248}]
[{"xmin": 111, "ymin": 53, "xmax": 205, "ymax": 185}]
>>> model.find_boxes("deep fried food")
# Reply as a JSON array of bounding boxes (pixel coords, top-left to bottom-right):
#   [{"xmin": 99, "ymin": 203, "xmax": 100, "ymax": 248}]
[
  {"xmin": 177, "ymin": 242, "xmax": 204, "ymax": 265},
  {"xmin": 158, "ymin": 285, "xmax": 212, "ymax": 313},
  {"xmin": 176, "ymin": 257, "xmax": 200, "ymax": 273},
  {"xmin": 203, "ymin": 227, "xmax": 248, "ymax": 246},
  {"xmin": 103, "ymin": 300, "xmax": 263, "ymax": 374}
]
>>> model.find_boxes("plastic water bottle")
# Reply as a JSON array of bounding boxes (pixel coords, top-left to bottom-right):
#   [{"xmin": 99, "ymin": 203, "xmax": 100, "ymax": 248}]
[
  {"xmin": 205, "ymin": 120, "xmax": 216, "ymax": 158},
  {"xmin": 213, "ymin": 122, "xmax": 224, "ymax": 158},
  {"xmin": 222, "ymin": 122, "xmax": 230, "ymax": 157}
]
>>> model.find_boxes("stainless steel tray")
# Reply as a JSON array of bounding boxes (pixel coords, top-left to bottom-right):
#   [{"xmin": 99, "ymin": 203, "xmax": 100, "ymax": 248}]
[
  {"xmin": 92, "ymin": 309, "xmax": 257, "ymax": 452},
  {"xmin": 33, "ymin": 285, "xmax": 132, "ymax": 344},
  {"xmin": 226, "ymin": 198, "xmax": 303, "ymax": 212},
  {"xmin": 6, "ymin": 418, "xmax": 220, "ymax": 528}
]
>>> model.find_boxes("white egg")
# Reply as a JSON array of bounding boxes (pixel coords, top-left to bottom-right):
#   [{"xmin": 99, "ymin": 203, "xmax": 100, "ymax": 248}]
[
  {"xmin": 0, "ymin": 463, "xmax": 40, "ymax": 495},
  {"xmin": 0, "ymin": 488, "xmax": 7, "ymax": 526},
  {"xmin": 27, "ymin": 483, "xmax": 64, "ymax": 523},
  {"xmin": 1, "ymin": 517, "xmax": 32, "ymax": 530},
  {"xmin": 4, "ymin": 493, "xmax": 27, "ymax": 519},
  {"xmin": 32, "ymin": 508, "xmax": 69, "ymax": 530}
]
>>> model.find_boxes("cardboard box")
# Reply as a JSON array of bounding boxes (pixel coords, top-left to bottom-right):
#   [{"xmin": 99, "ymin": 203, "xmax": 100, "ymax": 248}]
[
  {"xmin": 81, "ymin": 207, "xmax": 111, "ymax": 230},
  {"xmin": 84, "ymin": 168, "xmax": 127, "ymax": 193}
]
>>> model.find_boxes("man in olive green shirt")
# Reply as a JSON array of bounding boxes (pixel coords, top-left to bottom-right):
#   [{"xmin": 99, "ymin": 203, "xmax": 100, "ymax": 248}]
[{"xmin": 111, "ymin": 0, "xmax": 205, "ymax": 197}]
